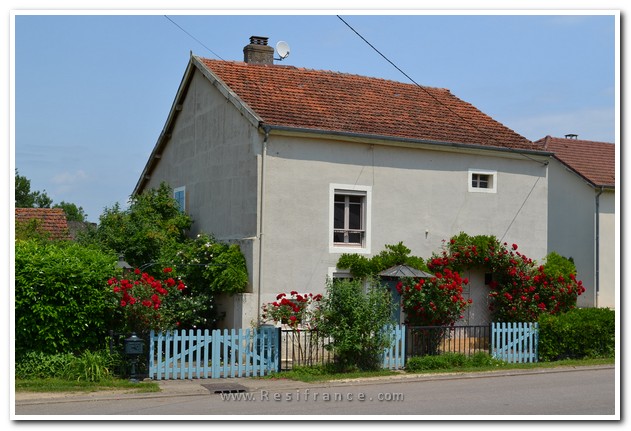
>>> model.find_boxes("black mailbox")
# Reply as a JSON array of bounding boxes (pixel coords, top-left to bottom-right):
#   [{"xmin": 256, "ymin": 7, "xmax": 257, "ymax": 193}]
[{"xmin": 124, "ymin": 333, "xmax": 144, "ymax": 355}]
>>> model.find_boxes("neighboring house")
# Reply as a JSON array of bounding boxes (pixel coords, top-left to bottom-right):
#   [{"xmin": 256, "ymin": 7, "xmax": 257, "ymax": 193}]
[
  {"xmin": 15, "ymin": 207, "xmax": 71, "ymax": 241},
  {"xmin": 134, "ymin": 36, "xmax": 551, "ymax": 329},
  {"xmin": 535, "ymin": 135, "xmax": 616, "ymax": 309}
]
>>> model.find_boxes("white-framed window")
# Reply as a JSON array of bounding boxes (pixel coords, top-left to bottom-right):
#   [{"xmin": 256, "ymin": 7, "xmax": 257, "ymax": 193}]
[
  {"xmin": 468, "ymin": 169, "xmax": 497, "ymax": 193},
  {"xmin": 329, "ymin": 184, "xmax": 371, "ymax": 254},
  {"xmin": 174, "ymin": 186, "xmax": 186, "ymax": 212}
]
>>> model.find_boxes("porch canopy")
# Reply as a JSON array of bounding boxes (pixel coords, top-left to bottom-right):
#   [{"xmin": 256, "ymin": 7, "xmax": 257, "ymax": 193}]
[{"xmin": 378, "ymin": 264, "xmax": 434, "ymax": 279}]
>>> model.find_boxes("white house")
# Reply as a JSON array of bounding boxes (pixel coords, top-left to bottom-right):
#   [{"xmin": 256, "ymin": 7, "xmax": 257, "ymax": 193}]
[
  {"xmin": 535, "ymin": 135, "xmax": 616, "ymax": 309},
  {"xmin": 134, "ymin": 36, "xmax": 552, "ymax": 329}
]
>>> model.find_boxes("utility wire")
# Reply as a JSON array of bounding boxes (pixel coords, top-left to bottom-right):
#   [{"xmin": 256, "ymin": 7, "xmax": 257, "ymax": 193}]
[
  {"xmin": 337, "ymin": 15, "xmax": 422, "ymax": 88},
  {"xmin": 164, "ymin": 15, "xmax": 225, "ymax": 61},
  {"xmin": 338, "ymin": 15, "xmax": 549, "ymax": 245},
  {"xmin": 336, "ymin": 15, "xmax": 547, "ymax": 166}
]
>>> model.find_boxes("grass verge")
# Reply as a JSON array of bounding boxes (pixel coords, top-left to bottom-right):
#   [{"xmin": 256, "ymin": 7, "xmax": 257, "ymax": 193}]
[
  {"xmin": 15, "ymin": 378, "xmax": 160, "ymax": 394},
  {"xmin": 262, "ymin": 356, "xmax": 614, "ymax": 383}
]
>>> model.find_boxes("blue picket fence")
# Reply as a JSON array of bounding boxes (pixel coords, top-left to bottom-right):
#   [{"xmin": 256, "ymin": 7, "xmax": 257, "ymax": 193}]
[
  {"xmin": 382, "ymin": 324, "xmax": 406, "ymax": 369},
  {"xmin": 149, "ymin": 322, "xmax": 538, "ymax": 379},
  {"xmin": 149, "ymin": 327, "xmax": 279, "ymax": 380},
  {"xmin": 491, "ymin": 322, "xmax": 539, "ymax": 363},
  {"xmin": 150, "ymin": 325, "xmax": 407, "ymax": 380}
]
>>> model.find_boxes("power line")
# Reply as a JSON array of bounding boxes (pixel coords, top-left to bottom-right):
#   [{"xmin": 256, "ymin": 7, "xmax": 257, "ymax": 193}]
[
  {"xmin": 164, "ymin": 15, "xmax": 225, "ymax": 61},
  {"xmin": 336, "ymin": 15, "xmax": 547, "ymax": 166},
  {"xmin": 336, "ymin": 15, "xmax": 422, "ymax": 88},
  {"xmin": 337, "ymin": 15, "xmax": 549, "ymax": 246}
]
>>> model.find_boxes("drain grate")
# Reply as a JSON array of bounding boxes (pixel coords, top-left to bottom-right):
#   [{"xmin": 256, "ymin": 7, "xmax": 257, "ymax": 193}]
[{"xmin": 201, "ymin": 382, "xmax": 249, "ymax": 394}]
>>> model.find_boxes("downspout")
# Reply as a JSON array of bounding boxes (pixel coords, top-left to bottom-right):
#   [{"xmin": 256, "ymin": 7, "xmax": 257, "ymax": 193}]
[
  {"xmin": 257, "ymin": 125, "xmax": 271, "ymax": 327},
  {"xmin": 594, "ymin": 186, "xmax": 604, "ymax": 308}
]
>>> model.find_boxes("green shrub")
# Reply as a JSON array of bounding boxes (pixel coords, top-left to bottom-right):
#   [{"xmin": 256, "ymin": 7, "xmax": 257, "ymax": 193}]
[
  {"xmin": 66, "ymin": 350, "xmax": 118, "ymax": 382},
  {"xmin": 15, "ymin": 240, "xmax": 119, "ymax": 356},
  {"xmin": 538, "ymin": 307, "xmax": 615, "ymax": 361},
  {"xmin": 406, "ymin": 354, "xmax": 455, "ymax": 371},
  {"xmin": 469, "ymin": 351, "xmax": 500, "ymax": 367},
  {"xmin": 15, "ymin": 351, "xmax": 76, "ymax": 379},
  {"xmin": 318, "ymin": 278, "xmax": 394, "ymax": 371},
  {"xmin": 16, "ymin": 350, "xmax": 120, "ymax": 381}
]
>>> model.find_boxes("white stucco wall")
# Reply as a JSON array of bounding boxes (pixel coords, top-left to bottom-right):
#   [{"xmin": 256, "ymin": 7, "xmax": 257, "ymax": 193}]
[
  {"xmin": 547, "ymin": 158, "xmax": 616, "ymax": 309},
  {"xmin": 141, "ymin": 70, "xmax": 262, "ymax": 328},
  {"xmin": 143, "ymin": 68, "xmax": 553, "ymax": 329},
  {"xmin": 253, "ymin": 134, "xmax": 549, "ymax": 327},
  {"xmin": 598, "ymin": 191, "xmax": 616, "ymax": 309}
]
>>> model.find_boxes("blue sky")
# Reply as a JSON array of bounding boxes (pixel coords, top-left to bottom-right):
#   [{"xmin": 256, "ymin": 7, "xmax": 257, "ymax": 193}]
[{"xmin": 11, "ymin": 9, "xmax": 618, "ymax": 223}]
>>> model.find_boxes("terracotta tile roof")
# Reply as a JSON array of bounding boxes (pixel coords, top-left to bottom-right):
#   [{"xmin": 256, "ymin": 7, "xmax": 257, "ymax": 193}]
[
  {"xmin": 535, "ymin": 136, "xmax": 615, "ymax": 188},
  {"xmin": 198, "ymin": 59, "xmax": 538, "ymax": 151},
  {"xmin": 15, "ymin": 208, "xmax": 71, "ymax": 240}
]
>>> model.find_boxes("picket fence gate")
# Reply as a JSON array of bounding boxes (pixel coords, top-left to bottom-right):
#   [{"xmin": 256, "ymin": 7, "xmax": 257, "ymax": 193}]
[
  {"xmin": 149, "ymin": 327, "xmax": 280, "ymax": 380},
  {"xmin": 491, "ymin": 322, "xmax": 539, "ymax": 363},
  {"xmin": 382, "ymin": 324, "xmax": 406, "ymax": 369}
]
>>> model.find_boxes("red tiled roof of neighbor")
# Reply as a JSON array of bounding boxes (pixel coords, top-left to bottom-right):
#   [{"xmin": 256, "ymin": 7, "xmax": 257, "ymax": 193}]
[
  {"xmin": 535, "ymin": 136, "xmax": 615, "ymax": 188},
  {"xmin": 15, "ymin": 208, "xmax": 71, "ymax": 240},
  {"xmin": 198, "ymin": 59, "xmax": 538, "ymax": 151}
]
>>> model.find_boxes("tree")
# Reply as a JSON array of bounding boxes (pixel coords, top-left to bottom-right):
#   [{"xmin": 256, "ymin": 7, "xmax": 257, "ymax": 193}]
[
  {"xmin": 85, "ymin": 182, "xmax": 193, "ymax": 267},
  {"xmin": 15, "ymin": 169, "xmax": 52, "ymax": 208},
  {"xmin": 82, "ymin": 183, "xmax": 249, "ymax": 330},
  {"xmin": 53, "ymin": 201, "xmax": 87, "ymax": 222},
  {"xmin": 15, "ymin": 170, "xmax": 86, "ymax": 221}
]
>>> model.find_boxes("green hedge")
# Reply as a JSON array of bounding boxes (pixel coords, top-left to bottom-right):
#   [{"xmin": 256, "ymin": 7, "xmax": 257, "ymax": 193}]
[
  {"xmin": 538, "ymin": 308, "xmax": 615, "ymax": 362},
  {"xmin": 15, "ymin": 239, "xmax": 118, "ymax": 357}
]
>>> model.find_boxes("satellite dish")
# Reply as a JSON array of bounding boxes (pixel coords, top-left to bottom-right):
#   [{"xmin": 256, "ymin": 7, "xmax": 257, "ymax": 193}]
[{"xmin": 276, "ymin": 41, "xmax": 290, "ymax": 60}]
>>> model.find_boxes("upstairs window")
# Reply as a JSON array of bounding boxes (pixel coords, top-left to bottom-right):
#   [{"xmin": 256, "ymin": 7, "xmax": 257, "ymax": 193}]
[
  {"xmin": 468, "ymin": 169, "xmax": 497, "ymax": 193},
  {"xmin": 329, "ymin": 184, "xmax": 371, "ymax": 254}
]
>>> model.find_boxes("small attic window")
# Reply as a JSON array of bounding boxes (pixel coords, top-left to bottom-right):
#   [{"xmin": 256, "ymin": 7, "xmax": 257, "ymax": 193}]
[{"xmin": 468, "ymin": 169, "xmax": 497, "ymax": 193}]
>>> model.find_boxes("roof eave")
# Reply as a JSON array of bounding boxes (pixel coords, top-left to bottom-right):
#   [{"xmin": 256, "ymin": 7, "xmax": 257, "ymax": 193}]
[
  {"xmin": 261, "ymin": 123, "xmax": 552, "ymax": 159},
  {"xmin": 552, "ymin": 155, "xmax": 616, "ymax": 191}
]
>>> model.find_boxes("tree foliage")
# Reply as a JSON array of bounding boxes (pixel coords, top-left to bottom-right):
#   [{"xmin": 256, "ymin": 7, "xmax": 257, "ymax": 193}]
[
  {"xmin": 15, "ymin": 169, "xmax": 53, "ymax": 208},
  {"xmin": 83, "ymin": 182, "xmax": 193, "ymax": 267},
  {"xmin": 53, "ymin": 201, "xmax": 88, "ymax": 222}
]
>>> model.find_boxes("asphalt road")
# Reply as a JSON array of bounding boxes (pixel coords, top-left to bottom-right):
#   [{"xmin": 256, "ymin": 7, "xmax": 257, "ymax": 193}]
[{"xmin": 13, "ymin": 366, "xmax": 617, "ymax": 419}]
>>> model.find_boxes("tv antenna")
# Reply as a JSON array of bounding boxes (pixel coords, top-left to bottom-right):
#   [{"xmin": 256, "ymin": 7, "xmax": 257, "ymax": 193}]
[{"xmin": 275, "ymin": 41, "xmax": 290, "ymax": 61}]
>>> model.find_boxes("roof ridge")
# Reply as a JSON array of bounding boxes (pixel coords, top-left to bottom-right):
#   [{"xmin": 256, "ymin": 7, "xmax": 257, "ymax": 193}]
[{"xmin": 199, "ymin": 57, "xmax": 452, "ymax": 92}]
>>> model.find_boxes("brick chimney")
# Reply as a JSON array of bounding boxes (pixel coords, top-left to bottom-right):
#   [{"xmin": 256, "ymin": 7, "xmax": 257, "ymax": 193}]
[{"xmin": 243, "ymin": 36, "xmax": 274, "ymax": 65}]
